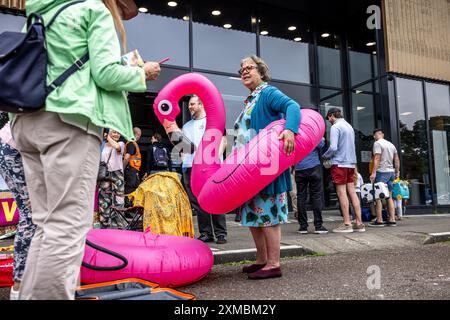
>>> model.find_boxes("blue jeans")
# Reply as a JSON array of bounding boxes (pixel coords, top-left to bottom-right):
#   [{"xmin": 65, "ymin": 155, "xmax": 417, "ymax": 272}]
[{"xmin": 375, "ymin": 172, "xmax": 395, "ymax": 192}]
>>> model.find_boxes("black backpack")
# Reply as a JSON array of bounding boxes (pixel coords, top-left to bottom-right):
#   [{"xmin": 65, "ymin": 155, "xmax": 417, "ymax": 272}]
[
  {"xmin": 153, "ymin": 145, "xmax": 169, "ymax": 168},
  {"xmin": 0, "ymin": 1, "xmax": 89, "ymax": 113}
]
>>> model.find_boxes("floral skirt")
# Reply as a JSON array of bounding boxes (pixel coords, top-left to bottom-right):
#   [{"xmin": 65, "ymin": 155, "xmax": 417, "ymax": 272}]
[{"xmin": 240, "ymin": 192, "xmax": 288, "ymax": 227}]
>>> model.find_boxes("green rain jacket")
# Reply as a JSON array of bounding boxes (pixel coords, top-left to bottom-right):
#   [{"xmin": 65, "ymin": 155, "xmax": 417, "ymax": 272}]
[{"xmin": 21, "ymin": 0, "xmax": 147, "ymax": 140}]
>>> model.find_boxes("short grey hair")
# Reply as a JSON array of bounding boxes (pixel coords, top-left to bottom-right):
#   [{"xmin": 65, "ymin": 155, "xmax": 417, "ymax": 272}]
[{"xmin": 240, "ymin": 55, "xmax": 271, "ymax": 81}]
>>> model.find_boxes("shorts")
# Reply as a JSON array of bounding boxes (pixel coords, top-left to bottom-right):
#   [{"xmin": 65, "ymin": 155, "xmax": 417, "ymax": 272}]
[
  {"xmin": 375, "ymin": 171, "xmax": 395, "ymax": 192},
  {"xmin": 331, "ymin": 165, "xmax": 355, "ymax": 185}
]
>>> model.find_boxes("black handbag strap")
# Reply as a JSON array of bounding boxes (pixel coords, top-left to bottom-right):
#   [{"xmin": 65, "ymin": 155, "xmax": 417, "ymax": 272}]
[
  {"xmin": 105, "ymin": 148, "xmax": 113, "ymax": 165},
  {"xmin": 47, "ymin": 52, "xmax": 89, "ymax": 95},
  {"xmin": 44, "ymin": 1, "xmax": 90, "ymax": 95},
  {"xmin": 46, "ymin": 0, "xmax": 87, "ymax": 30}
]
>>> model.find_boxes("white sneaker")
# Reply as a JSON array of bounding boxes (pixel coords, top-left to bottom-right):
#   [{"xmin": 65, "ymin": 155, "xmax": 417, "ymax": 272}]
[
  {"xmin": 332, "ymin": 224, "xmax": 354, "ymax": 233},
  {"xmin": 10, "ymin": 287, "xmax": 19, "ymax": 300}
]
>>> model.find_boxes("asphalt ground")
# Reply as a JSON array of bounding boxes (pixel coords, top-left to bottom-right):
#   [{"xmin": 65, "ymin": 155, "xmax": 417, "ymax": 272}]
[{"xmin": 179, "ymin": 242, "xmax": 450, "ymax": 300}]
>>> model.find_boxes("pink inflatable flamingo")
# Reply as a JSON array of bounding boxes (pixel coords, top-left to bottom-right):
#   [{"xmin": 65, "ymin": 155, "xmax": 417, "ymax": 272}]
[
  {"xmin": 154, "ymin": 73, "xmax": 325, "ymax": 214},
  {"xmin": 80, "ymin": 228, "xmax": 213, "ymax": 287}
]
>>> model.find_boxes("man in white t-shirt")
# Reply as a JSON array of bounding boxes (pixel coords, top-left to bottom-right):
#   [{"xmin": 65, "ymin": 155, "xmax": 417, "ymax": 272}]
[
  {"xmin": 369, "ymin": 129, "xmax": 400, "ymax": 227},
  {"xmin": 181, "ymin": 95, "xmax": 228, "ymax": 244}
]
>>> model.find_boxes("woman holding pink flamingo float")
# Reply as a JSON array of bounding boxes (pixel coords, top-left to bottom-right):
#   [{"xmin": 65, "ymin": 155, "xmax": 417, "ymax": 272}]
[
  {"xmin": 233, "ymin": 56, "xmax": 300, "ymax": 280},
  {"xmin": 153, "ymin": 56, "xmax": 325, "ymax": 280}
]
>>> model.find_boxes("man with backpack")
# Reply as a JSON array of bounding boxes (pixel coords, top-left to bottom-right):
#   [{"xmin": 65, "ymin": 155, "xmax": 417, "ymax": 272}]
[
  {"xmin": 181, "ymin": 95, "xmax": 228, "ymax": 244},
  {"xmin": 145, "ymin": 132, "xmax": 172, "ymax": 174}
]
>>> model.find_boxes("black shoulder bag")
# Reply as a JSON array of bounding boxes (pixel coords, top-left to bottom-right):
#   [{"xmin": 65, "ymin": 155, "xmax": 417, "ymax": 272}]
[{"xmin": 0, "ymin": 1, "xmax": 89, "ymax": 113}]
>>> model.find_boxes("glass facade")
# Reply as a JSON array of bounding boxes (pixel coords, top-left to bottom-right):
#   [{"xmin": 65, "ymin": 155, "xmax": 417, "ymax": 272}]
[
  {"xmin": 124, "ymin": 13, "xmax": 190, "ymax": 67},
  {"xmin": 0, "ymin": 12, "xmax": 24, "ymax": 33},
  {"xmin": 1, "ymin": 0, "xmax": 449, "ymax": 210},
  {"xmin": 426, "ymin": 83, "xmax": 450, "ymax": 205},
  {"xmin": 193, "ymin": 23, "xmax": 256, "ymax": 73},
  {"xmin": 390, "ymin": 78, "xmax": 450, "ymax": 208},
  {"xmin": 318, "ymin": 45, "xmax": 342, "ymax": 88},
  {"xmin": 396, "ymin": 78, "xmax": 432, "ymax": 206}
]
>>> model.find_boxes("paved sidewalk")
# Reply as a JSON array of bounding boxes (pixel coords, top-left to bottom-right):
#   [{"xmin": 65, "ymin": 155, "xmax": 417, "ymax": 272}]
[
  {"xmin": 195, "ymin": 211, "xmax": 450, "ymax": 263},
  {"xmin": 2, "ymin": 212, "xmax": 450, "ymax": 264}
]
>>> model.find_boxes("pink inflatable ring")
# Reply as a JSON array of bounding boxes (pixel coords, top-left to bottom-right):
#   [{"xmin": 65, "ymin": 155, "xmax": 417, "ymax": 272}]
[{"xmin": 80, "ymin": 229, "xmax": 213, "ymax": 288}]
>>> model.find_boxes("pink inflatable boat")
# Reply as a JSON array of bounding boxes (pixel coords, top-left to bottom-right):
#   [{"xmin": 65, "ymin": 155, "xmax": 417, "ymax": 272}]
[{"xmin": 80, "ymin": 229, "xmax": 213, "ymax": 288}]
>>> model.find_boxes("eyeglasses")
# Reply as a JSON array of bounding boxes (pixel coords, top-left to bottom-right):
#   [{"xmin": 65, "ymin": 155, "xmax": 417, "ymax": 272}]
[{"xmin": 238, "ymin": 65, "xmax": 257, "ymax": 75}]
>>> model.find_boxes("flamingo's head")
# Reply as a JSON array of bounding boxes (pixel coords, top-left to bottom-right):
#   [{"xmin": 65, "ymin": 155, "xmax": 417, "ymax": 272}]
[
  {"xmin": 153, "ymin": 87, "xmax": 182, "ymax": 134},
  {"xmin": 153, "ymin": 73, "xmax": 226, "ymax": 134}
]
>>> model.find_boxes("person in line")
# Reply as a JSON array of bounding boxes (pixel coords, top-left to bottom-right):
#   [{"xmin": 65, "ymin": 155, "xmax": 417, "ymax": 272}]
[
  {"xmin": 0, "ymin": 113, "xmax": 36, "ymax": 300},
  {"xmin": 123, "ymin": 127, "xmax": 142, "ymax": 204},
  {"xmin": 295, "ymin": 137, "xmax": 328, "ymax": 234},
  {"xmin": 145, "ymin": 132, "xmax": 172, "ymax": 175},
  {"xmin": 349, "ymin": 166, "xmax": 364, "ymax": 221},
  {"xmin": 181, "ymin": 95, "xmax": 228, "ymax": 245},
  {"xmin": 10, "ymin": 0, "xmax": 160, "ymax": 299},
  {"xmin": 369, "ymin": 128, "xmax": 400, "ymax": 227},
  {"xmin": 98, "ymin": 130, "xmax": 127, "ymax": 229},
  {"xmin": 235, "ymin": 56, "xmax": 300, "ymax": 280},
  {"xmin": 322, "ymin": 108, "xmax": 366, "ymax": 233}
]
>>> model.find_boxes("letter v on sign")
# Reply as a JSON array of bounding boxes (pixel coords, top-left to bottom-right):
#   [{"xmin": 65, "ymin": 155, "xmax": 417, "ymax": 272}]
[{"xmin": 2, "ymin": 200, "xmax": 17, "ymax": 223}]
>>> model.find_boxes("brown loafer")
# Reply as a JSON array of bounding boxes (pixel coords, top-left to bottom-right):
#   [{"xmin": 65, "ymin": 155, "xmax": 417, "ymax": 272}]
[
  {"xmin": 248, "ymin": 267, "xmax": 282, "ymax": 280},
  {"xmin": 242, "ymin": 263, "xmax": 266, "ymax": 274}
]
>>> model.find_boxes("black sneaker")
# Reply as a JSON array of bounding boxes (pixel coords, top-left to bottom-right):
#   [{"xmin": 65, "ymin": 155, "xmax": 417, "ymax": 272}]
[
  {"xmin": 386, "ymin": 220, "xmax": 397, "ymax": 227},
  {"xmin": 297, "ymin": 227, "xmax": 308, "ymax": 234},
  {"xmin": 216, "ymin": 235, "xmax": 227, "ymax": 244},
  {"xmin": 197, "ymin": 234, "xmax": 215, "ymax": 243},
  {"xmin": 314, "ymin": 226, "xmax": 329, "ymax": 234},
  {"xmin": 368, "ymin": 220, "xmax": 386, "ymax": 227}
]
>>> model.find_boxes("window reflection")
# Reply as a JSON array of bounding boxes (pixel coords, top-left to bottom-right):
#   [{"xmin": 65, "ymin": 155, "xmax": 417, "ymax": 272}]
[
  {"xmin": 258, "ymin": 4, "xmax": 312, "ymax": 83},
  {"xmin": 352, "ymin": 90, "xmax": 378, "ymax": 181},
  {"xmin": 319, "ymin": 91, "xmax": 344, "ymax": 165},
  {"xmin": 197, "ymin": 73, "xmax": 248, "ymax": 131},
  {"xmin": 396, "ymin": 78, "xmax": 432, "ymax": 205},
  {"xmin": 349, "ymin": 51, "xmax": 378, "ymax": 87},
  {"xmin": 271, "ymin": 81, "xmax": 315, "ymax": 108},
  {"xmin": 318, "ymin": 35, "xmax": 342, "ymax": 88},
  {"xmin": 426, "ymin": 83, "xmax": 450, "ymax": 205},
  {"xmin": 0, "ymin": 12, "xmax": 25, "ymax": 33},
  {"xmin": 320, "ymin": 92, "xmax": 344, "ymax": 209},
  {"xmin": 347, "ymin": 13, "xmax": 379, "ymax": 87},
  {"xmin": 192, "ymin": 0, "xmax": 256, "ymax": 73},
  {"xmin": 124, "ymin": 8, "xmax": 189, "ymax": 67}
]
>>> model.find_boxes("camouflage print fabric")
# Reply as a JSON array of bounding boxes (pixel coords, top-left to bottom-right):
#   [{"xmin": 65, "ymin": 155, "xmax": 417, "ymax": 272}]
[
  {"xmin": 97, "ymin": 170, "xmax": 127, "ymax": 229},
  {"xmin": 0, "ymin": 141, "xmax": 36, "ymax": 281}
]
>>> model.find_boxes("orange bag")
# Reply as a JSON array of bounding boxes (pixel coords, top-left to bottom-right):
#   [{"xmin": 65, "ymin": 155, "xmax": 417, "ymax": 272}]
[{"xmin": 76, "ymin": 278, "xmax": 196, "ymax": 300}]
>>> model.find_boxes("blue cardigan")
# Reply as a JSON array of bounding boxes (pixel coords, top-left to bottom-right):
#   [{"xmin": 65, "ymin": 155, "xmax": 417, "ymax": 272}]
[{"xmin": 250, "ymin": 85, "xmax": 301, "ymax": 195}]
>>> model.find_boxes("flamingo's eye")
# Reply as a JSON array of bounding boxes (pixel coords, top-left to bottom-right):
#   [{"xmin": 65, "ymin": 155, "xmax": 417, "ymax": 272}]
[{"xmin": 158, "ymin": 100, "xmax": 173, "ymax": 116}]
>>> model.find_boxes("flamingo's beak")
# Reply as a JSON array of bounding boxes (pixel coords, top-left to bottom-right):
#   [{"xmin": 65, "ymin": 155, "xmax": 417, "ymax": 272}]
[{"xmin": 163, "ymin": 119, "xmax": 181, "ymax": 134}]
